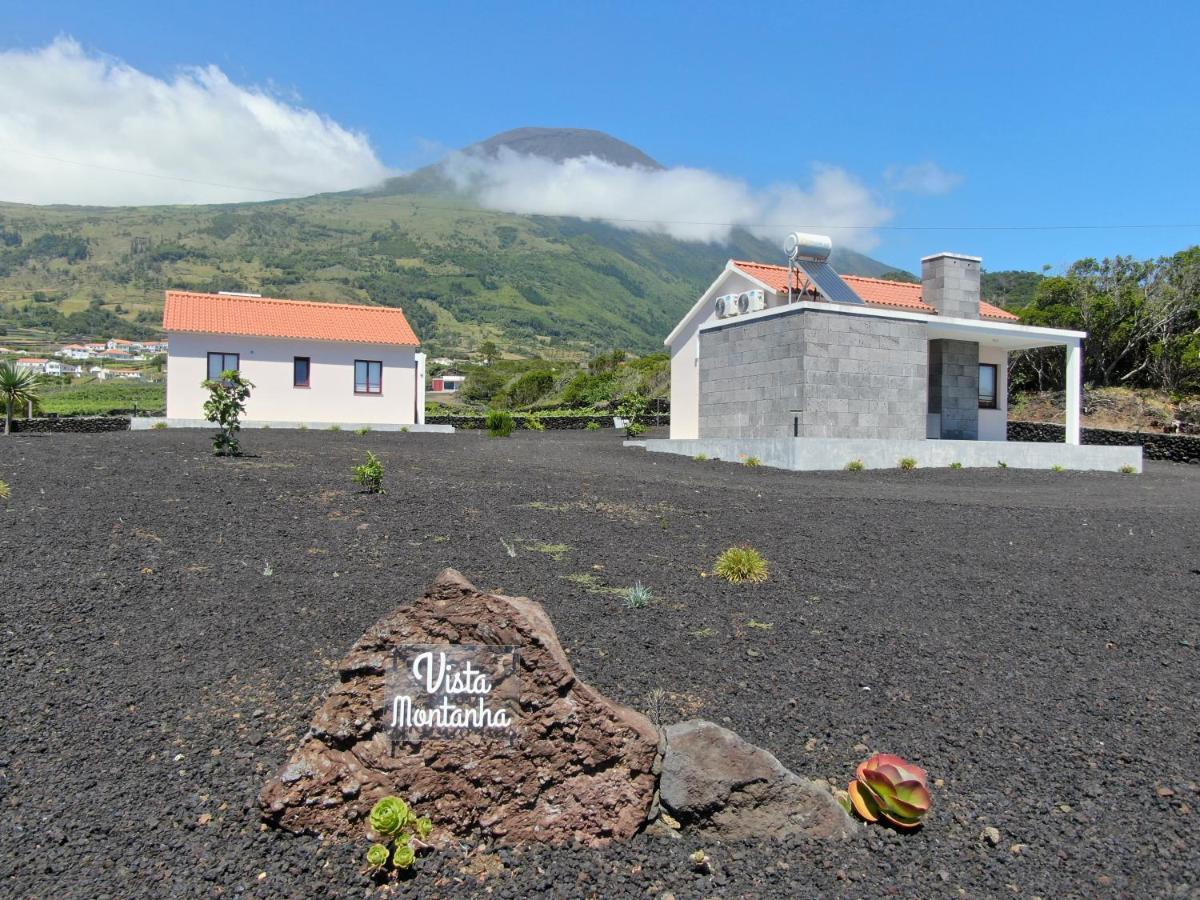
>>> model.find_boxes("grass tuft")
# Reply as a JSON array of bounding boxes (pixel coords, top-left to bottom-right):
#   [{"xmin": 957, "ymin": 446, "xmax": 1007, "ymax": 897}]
[
  {"xmin": 898, "ymin": 457, "xmax": 918, "ymax": 471},
  {"xmin": 714, "ymin": 546, "xmax": 769, "ymax": 584},
  {"xmin": 949, "ymin": 461, "xmax": 963, "ymax": 470},
  {"xmin": 0, "ymin": 480, "xmax": 10, "ymax": 499},
  {"xmin": 1119, "ymin": 464, "xmax": 1137, "ymax": 475},
  {"xmin": 845, "ymin": 459, "xmax": 865, "ymax": 472},
  {"xmin": 743, "ymin": 456, "xmax": 762, "ymax": 468},
  {"xmin": 623, "ymin": 581, "xmax": 653, "ymax": 609}
]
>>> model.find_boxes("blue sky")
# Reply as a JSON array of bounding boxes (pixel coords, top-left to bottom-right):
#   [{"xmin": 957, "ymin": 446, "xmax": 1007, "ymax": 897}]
[{"xmin": 2, "ymin": 0, "xmax": 1199, "ymax": 272}]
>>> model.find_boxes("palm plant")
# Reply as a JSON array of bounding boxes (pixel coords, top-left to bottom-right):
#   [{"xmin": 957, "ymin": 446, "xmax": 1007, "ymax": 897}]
[{"xmin": 0, "ymin": 362, "xmax": 40, "ymax": 435}]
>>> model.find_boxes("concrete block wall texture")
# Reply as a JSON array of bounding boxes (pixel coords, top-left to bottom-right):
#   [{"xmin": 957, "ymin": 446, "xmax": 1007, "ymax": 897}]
[
  {"xmin": 698, "ymin": 308, "xmax": 928, "ymax": 440},
  {"xmin": 922, "ymin": 253, "xmax": 981, "ymax": 320},
  {"xmin": 929, "ymin": 339, "xmax": 979, "ymax": 439}
]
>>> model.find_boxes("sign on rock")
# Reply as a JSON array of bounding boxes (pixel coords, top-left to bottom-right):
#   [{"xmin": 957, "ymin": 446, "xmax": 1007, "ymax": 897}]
[
  {"xmin": 386, "ymin": 645, "xmax": 519, "ymax": 744},
  {"xmin": 258, "ymin": 569, "xmax": 661, "ymax": 847}
]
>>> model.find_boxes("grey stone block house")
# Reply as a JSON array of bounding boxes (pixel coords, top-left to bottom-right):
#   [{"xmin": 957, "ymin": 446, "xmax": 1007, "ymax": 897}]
[{"xmin": 666, "ymin": 244, "xmax": 1086, "ymax": 445}]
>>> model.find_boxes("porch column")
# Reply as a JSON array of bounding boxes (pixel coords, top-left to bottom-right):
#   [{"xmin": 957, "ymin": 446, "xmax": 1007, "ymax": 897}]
[{"xmin": 1065, "ymin": 339, "xmax": 1081, "ymax": 445}]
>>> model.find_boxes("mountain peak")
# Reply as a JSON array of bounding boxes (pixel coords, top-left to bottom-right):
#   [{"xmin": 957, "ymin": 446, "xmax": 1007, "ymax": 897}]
[{"xmin": 462, "ymin": 127, "xmax": 663, "ymax": 170}]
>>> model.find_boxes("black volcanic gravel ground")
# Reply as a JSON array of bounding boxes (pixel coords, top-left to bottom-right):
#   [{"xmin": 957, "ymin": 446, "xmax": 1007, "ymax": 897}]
[{"xmin": 2, "ymin": 429, "xmax": 1199, "ymax": 899}]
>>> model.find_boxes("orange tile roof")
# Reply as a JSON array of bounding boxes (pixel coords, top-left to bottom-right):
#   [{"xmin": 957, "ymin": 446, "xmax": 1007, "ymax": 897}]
[
  {"xmin": 731, "ymin": 261, "xmax": 1020, "ymax": 321},
  {"xmin": 162, "ymin": 291, "xmax": 419, "ymax": 346}
]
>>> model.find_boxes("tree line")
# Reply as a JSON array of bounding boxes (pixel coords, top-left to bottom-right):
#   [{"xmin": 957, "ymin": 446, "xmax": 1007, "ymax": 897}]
[{"xmin": 1006, "ymin": 246, "xmax": 1200, "ymax": 394}]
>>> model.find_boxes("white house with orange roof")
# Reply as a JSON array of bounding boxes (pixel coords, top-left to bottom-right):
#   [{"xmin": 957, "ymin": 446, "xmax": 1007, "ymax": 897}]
[
  {"xmin": 649, "ymin": 234, "xmax": 1141, "ymax": 471},
  {"xmin": 160, "ymin": 291, "xmax": 436, "ymax": 430}
]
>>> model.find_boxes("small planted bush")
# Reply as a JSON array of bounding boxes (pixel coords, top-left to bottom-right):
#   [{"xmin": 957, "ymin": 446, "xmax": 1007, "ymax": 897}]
[
  {"xmin": 949, "ymin": 461, "xmax": 963, "ymax": 470},
  {"xmin": 898, "ymin": 457, "xmax": 918, "ymax": 471},
  {"xmin": 525, "ymin": 414, "xmax": 546, "ymax": 432},
  {"xmin": 845, "ymin": 459, "xmax": 865, "ymax": 472},
  {"xmin": 201, "ymin": 369, "xmax": 253, "ymax": 456},
  {"xmin": 353, "ymin": 450, "xmax": 385, "ymax": 494},
  {"xmin": 848, "ymin": 753, "xmax": 932, "ymax": 831},
  {"xmin": 486, "ymin": 409, "xmax": 515, "ymax": 438},
  {"xmin": 714, "ymin": 546, "xmax": 769, "ymax": 584},
  {"xmin": 585, "ymin": 420, "xmax": 601, "ymax": 431},
  {"xmin": 623, "ymin": 581, "xmax": 653, "ymax": 609},
  {"xmin": 694, "ymin": 453, "xmax": 709, "ymax": 461},
  {"xmin": 1120, "ymin": 464, "xmax": 1137, "ymax": 475},
  {"xmin": 357, "ymin": 426, "xmax": 371, "ymax": 435},
  {"xmin": 365, "ymin": 796, "xmax": 434, "ymax": 876},
  {"xmin": 1051, "ymin": 464, "xmax": 1065, "ymax": 472},
  {"xmin": 329, "ymin": 424, "xmax": 342, "ymax": 432},
  {"xmin": 997, "ymin": 460, "xmax": 1008, "ymax": 468},
  {"xmin": 743, "ymin": 456, "xmax": 762, "ymax": 468},
  {"xmin": 0, "ymin": 480, "xmax": 10, "ymax": 499},
  {"xmin": 152, "ymin": 421, "xmax": 168, "ymax": 430}
]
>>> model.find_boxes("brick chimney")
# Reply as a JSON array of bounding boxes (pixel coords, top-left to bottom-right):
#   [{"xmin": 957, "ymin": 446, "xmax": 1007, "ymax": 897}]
[{"xmin": 921, "ymin": 252, "xmax": 981, "ymax": 319}]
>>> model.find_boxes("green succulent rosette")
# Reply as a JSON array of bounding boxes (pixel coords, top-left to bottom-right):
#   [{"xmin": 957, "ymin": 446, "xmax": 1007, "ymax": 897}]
[
  {"xmin": 365, "ymin": 843, "xmax": 390, "ymax": 868},
  {"xmin": 391, "ymin": 841, "xmax": 416, "ymax": 869},
  {"xmin": 369, "ymin": 796, "xmax": 410, "ymax": 837},
  {"xmin": 415, "ymin": 816, "xmax": 434, "ymax": 839}
]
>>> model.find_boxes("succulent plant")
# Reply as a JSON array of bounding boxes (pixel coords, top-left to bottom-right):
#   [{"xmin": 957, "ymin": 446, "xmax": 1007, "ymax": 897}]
[
  {"xmin": 391, "ymin": 842, "xmax": 416, "ymax": 869},
  {"xmin": 365, "ymin": 843, "xmax": 390, "ymax": 868},
  {"xmin": 369, "ymin": 796, "xmax": 410, "ymax": 837},
  {"xmin": 415, "ymin": 816, "xmax": 434, "ymax": 840},
  {"xmin": 848, "ymin": 753, "xmax": 931, "ymax": 830}
]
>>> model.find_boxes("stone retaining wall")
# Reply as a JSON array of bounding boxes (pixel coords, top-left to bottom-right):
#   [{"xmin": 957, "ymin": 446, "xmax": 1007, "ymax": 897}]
[
  {"xmin": 1007, "ymin": 421, "xmax": 1200, "ymax": 463},
  {"xmin": 10, "ymin": 416, "xmax": 131, "ymax": 433}
]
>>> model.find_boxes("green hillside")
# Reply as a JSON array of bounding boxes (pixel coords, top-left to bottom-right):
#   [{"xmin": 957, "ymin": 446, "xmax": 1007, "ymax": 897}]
[{"xmin": 0, "ymin": 177, "xmax": 903, "ymax": 358}]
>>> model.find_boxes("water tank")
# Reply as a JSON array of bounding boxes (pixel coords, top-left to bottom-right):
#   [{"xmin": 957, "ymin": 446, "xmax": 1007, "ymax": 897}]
[{"xmin": 784, "ymin": 232, "xmax": 833, "ymax": 261}]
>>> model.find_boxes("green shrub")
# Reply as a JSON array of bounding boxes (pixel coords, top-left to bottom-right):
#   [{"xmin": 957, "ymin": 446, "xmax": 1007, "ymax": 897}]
[
  {"xmin": 201, "ymin": 369, "xmax": 254, "ymax": 457},
  {"xmin": 585, "ymin": 420, "xmax": 601, "ymax": 431},
  {"xmin": 486, "ymin": 409, "xmax": 515, "ymax": 437},
  {"xmin": 353, "ymin": 450, "xmax": 385, "ymax": 494},
  {"xmin": 1051, "ymin": 464, "xmax": 1065, "ymax": 472},
  {"xmin": 0, "ymin": 480, "xmax": 10, "ymax": 499},
  {"xmin": 1119, "ymin": 464, "xmax": 1137, "ymax": 475},
  {"xmin": 357, "ymin": 426, "xmax": 371, "ymax": 435},
  {"xmin": 618, "ymin": 391, "xmax": 649, "ymax": 437},
  {"xmin": 504, "ymin": 369, "xmax": 556, "ymax": 407},
  {"xmin": 524, "ymin": 414, "xmax": 546, "ymax": 432},
  {"xmin": 845, "ymin": 459, "xmax": 865, "ymax": 472},
  {"xmin": 694, "ymin": 453, "xmax": 709, "ymax": 461},
  {"xmin": 898, "ymin": 457, "xmax": 918, "ymax": 471},
  {"xmin": 714, "ymin": 546, "xmax": 769, "ymax": 584},
  {"xmin": 626, "ymin": 421, "xmax": 647, "ymax": 437},
  {"xmin": 329, "ymin": 424, "xmax": 342, "ymax": 432},
  {"xmin": 298, "ymin": 423, "xmax": 308, "ymax": 431},
  {"xmin": 152, "ymin": 421, "xmax": 168, "ymax": 430},
  {"xmin": 997, "ymin": 460, "xmax": 1008, "ymax": 468},
  {"xmin": 949, "ymin": 461, "xmax": 963, "ymax": 470},
  {"xmin": 743, "ymin": 456, "xmax": 762, "ymax": 467},
  {"xmin": 623, "ymin": 581, "xmax": 653, "ymax": 609}
]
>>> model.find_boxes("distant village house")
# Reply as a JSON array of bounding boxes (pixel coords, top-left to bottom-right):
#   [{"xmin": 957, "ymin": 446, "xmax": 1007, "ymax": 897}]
[{"xmin": 162, "ymin": 291, "xmax": 425, "ymax": 427}]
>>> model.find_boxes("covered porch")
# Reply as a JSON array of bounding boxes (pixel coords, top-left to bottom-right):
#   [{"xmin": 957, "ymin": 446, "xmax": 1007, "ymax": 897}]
[{"xmin": 926, "ymin": 317, "xmax": 1086, "ymax": 445}]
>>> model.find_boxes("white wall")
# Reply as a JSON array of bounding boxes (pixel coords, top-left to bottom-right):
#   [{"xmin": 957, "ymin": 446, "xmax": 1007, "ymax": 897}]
[
  {"xmin": 669, "ymin": 270, "xmax": 769, "ymax": 440},
  {"xmin": 978, "ymin": 346, "xmax": 1008, "ymax": 442},
  {"xmin": 166, "ymin": 332, "xmax": 419, "ymax": 425}
]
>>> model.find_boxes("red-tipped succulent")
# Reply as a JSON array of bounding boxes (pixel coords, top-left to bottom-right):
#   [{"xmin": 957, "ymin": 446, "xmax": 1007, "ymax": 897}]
[{"xmin": 848, "ymin": 753, "xmax": 932, "ymax": 830}]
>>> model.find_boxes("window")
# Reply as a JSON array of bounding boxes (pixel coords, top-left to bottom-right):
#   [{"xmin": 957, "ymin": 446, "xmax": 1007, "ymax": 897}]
[
  {"xmin": 293, "ymin": 356, "xmax": 310, "ymax": 388},
  {"xmin": 354, "ymin": 359, "xmax": 382, "ymax": 394},
  {"xmin": 206, "ymin": 352, "xmax": 239, "ymax": 381},
  {"xmin": 979, "ymin": 363, "xmax": 998, "ymax": 409}
]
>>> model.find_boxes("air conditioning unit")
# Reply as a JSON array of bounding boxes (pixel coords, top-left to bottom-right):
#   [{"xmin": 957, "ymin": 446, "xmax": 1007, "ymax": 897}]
[
  {"xmin": 714, "ymin": 294, "xmax": 740, "ymax": 318},
  {"xmin": 738, "ymin": 290, "xmax": 766, "ymax": 314}
]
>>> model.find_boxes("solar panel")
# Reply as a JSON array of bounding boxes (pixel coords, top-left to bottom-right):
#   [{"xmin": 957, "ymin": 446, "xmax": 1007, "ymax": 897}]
[{"xmin": 795, "ymin": 258, "xmax": 865, "ymax": 305}]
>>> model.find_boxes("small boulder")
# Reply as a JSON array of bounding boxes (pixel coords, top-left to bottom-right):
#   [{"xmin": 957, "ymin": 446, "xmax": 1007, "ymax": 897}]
[{"xmin": 659, "ymin": 720, "xmax": 856, "ymax": 840}]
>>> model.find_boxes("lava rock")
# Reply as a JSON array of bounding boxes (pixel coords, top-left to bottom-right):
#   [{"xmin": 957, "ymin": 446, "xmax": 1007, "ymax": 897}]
[
  {"xmin": 658, "ymin": 720, "xmax": 856, "ymax": 840},
  {"xmin": 259, "ymin": 569, "xmax": 660, "ymax": 846}
]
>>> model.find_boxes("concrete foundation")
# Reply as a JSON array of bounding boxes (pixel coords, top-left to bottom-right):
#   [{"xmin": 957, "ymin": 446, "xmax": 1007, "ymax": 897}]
[
  {"xmin": 638, "ymin": 437, "xmax": 1143, "ymax": 473},
  {"xmin": 131, "ymin": 418, "xmax": 454, "ymax": 433}
]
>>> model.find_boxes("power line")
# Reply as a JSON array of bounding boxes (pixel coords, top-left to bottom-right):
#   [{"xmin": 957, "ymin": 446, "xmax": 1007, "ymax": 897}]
[{"xmin": 2, "ymin": 146, "xmax": 1199, "ymax": 234}]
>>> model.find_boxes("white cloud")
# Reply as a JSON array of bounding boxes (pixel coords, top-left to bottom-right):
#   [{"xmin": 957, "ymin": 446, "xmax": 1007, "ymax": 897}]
[
  {"xmin": 0, "ymin": 38, "xmax": 391, "ymax": 205},
  {"xmin": 884, "ymin": 161, "xmax": 964, "ymax": 196},
  {"xmin": 442, "ymin": 149, "xmax": 892, "ymax": 250}
]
